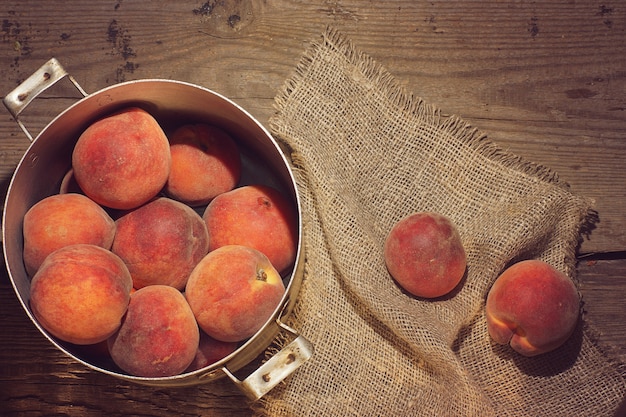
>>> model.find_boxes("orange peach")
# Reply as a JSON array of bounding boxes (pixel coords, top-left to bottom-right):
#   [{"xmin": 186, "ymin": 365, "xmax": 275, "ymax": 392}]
[
  {"xmin": 165, "ymin": 123, "xmax": 241, "ymax": 206},
  {"xmin": 108, "ymin": 285, "xmax": 199, "ymax": 377},
  {"xmin": 383, "ymin": 212, "xmax": 467, "ymax": 298},
  {"xmin": 485, "ymin": 259, "xmax": 580, "ymax": 357},
  {"xmin": 111, "ymin": 197, "xmax": 209, "ymax": 290},
  {"xmin": 202, "ymin": 185, "xmax": 298, "ymax": 274},
  {"xmin": 29, "ymin": 244, "xmax": 132, "ymax": 345},
  {"xmin": 22, "ymin": 193, "xmax": 116, "ymax": 276},
  {"xmin": 72, "ymin": 107, "xmax": 171, "ymax": 210},
  {"xmin": 185, "ymin": 245, "xmax": 286, "ymax": 343},
  {"xmin": 185, "ymin": 330, "xmax": 238, "ymax": 372}
]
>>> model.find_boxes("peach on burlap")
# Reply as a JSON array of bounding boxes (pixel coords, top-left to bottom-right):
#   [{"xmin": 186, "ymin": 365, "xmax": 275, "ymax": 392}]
[{"xmin": 255, "ymin": 28, "xmax": 626, "ymax": 416}]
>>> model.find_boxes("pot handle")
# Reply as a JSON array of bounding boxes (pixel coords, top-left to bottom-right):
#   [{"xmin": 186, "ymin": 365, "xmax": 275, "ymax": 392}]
[
  {"xmin": 2, "ymin": 57, "xmax": 88, "ymax": 141},
  {"xmin": 221, "ymin": 321, "xmax": 313, "ymax": 401}
]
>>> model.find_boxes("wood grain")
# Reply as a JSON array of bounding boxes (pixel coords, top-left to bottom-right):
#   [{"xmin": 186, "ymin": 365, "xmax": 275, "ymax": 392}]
[
  {"xmin": 1, "ymin": 0, "xmax": 624, "ymax": 252},
  {"xmin": 1, "ymin": 1, "xmax": 625, "ymax": 415},
  {"xmin": 578, "ymin": 257, "xmax": 626, "ymax": 363},
  {"xmin": 2, "ymin": 259, "xmax": 625, "ymax": 416},
  {"xmin": 0, "ymin": 269, "xmax": 253, "ymax": 417}
]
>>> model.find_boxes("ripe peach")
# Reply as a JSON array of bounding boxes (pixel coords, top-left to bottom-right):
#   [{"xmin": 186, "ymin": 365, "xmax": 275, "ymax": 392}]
[
  {"xmin": 485, "ymin": 259, "xmax": 580, "ymax": 357},
  {"xmin": 202, "ymin": 185, "xmax": 298, "ymax": 274},
  {"xmin": 108, "ymin": 285, "xmax": 199, "ymax": 377},
  {"xmin": 185, "ymin": 245, "xmax": 286, "ymax": 343},
  {"xmin": 22, "ymin": 193, "xmax": 116, "ymax": 276},
  {"xmin": 59, "ymin": 169, "xmax": 83, "ymax": 194},
  {"xmin": 185, "ymin": 330, "xmax": 238, "ymax": 372},
  {"xmin": 70, "ymin": 340, "xmax": 112, "ymax": 365},
  {"xmin": 72, "ymin": 107, "xmax": 171, "ymax": 210},
  {"xmin": 111, "ymin": 197, "xmax": 209, "ymax": 290},
  {"xmin": 29, "ymin": 244, "xmax": 132, "ymax": 345},
  {"xmin": 165, "ymin": 123, "xmax": 241, "ymax": 206},
  {"xmin": 383, "ymin": 212, "xmax": 467, "ymax": 298}
]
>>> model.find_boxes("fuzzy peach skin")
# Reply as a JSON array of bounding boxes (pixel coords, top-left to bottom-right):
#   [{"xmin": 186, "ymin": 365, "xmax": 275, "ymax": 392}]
[
  {"xmin": 165, "ymin": 123, "xmax": 241, "ymax": 206},
  {"xmin": 202, "ymin": 185, "xmax": 298, "ymax": 274},
  {"xmin": 485, "ymin": 259, "xmax": 580, "ymax": 357},
  {"xmin": 185, "ymin": 245, "xmax": 286, "ymax": 343},
  {"xmin": 185, "ymin": 330, "xmax": 238, "ymax": 372},
  {"xmin": 72, "ymin": 107, "xmax": 171, "ymax": 210},
  {"xmin": 29, "ymin": 244, "xmax": 132, "ymax": 345},
  {"xmin": 108, "ymin": 285, "xmax": 200, "ymax": 377},
  {"xmin": 23, "ymin": 193, "xmax": 116, "ymax": 276},
  {"xmin": 383, "ymin": 212, "xmax": 467, "ymax": 298},
  {"xmin": 111, "ymin": 197, "xmax": 209, "ymax": 290}
]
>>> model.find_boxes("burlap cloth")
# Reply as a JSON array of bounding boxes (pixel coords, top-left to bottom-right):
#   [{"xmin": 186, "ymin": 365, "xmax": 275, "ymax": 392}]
[{"xmin": 255, "ymin": 28, "xmax": 626, "ymax": 416}]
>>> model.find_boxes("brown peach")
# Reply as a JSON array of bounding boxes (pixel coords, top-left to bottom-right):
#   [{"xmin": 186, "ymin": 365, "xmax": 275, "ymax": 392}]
[
  {"xmin": 23, "ymin": 193, "xmax": 116, "ymax": 276},
  {"xmin": 384, "ymin": 212, "xmax": 466, "ymax": 298},
  {"xmin": 70, "ymin": 340, "xmax": 112, "ymax": 364},
  {"xmin": 185, "ymin": 245, "xmax": 286, "ymax": 343},
  {"xmin": 59, "ymin": 169, "xmax": 83, "ymax": 194},
  {"xmin": 111, "ymin": 197, "xmax": 209, "ymax": 290},
  {"xmin": 72, "ymin": 107, "xmax": 171, "ymax": 210},
  {"xmin": 185, "ymin": 330, "xmax": 238, "ymax": 372},
  {"xmin": 202, "ymin": 185, "xmax": 298, "ymax": 274},
  {"xmin": 108, "ymin": 285, "xmax": 199, "ymax": 377},
  {"xmin": 29, "ymin": 244, "xmax": 132, "ymax": 345},
  {"xmin": 485, "ymin": 259, "xmax": 580, "ymax": 357},
  {"xmin": 165, "ymin": 123, "xmax": 241, "ymax": 206}
]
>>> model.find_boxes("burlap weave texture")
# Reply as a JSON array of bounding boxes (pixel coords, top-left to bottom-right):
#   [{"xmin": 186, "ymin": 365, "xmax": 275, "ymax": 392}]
[{"xmin": 257, "ymin": 28, "xmax": 626, "ymax": 416}]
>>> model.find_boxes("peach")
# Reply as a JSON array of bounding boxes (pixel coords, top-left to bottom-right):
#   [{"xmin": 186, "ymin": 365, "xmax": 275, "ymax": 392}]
[
  {"xmin": 29, "ymin": 244, "xmax": 132, "ymax": 345},
  {"xmin": 165, "ymin": 123, "xmax": 241, "ymax": 206},
  {"xmin": 384, "ymin": 212, "xmax": 467, "ymax": 298},
  {"xmin": 70, "ymin": 340, "xmax": 112, "ymax": 364},
  {"xmin": 111, "ymin": 197, "xmax": 209, "ymax": 290},
  {"xmin": 108, "ymin": 285, "xmax": 199, "ymax": 377},
  {"xmin": 59, "ymin": 169, "xmax": 83, "ymax": 194},
  {"xmin": 22, "ymin": 193, "xmax": 116, "ymax": 276},
  {"xmin": 485, "ymin": 259, "xmax": 580, "ymax": 357},
  {"xmin": 72, "ymin": 107, "xmax": 171, "ymax": 210},
  {"xmin": 202, "ymin": 185, "xmax": 298, "ymax": 274},
  {"xmin": 185, "ymin": 330, "xmax": 238, "ymax": 372},
  {"xmin": 185, "ymin": 245, "xmax": 286, "ymax": 343}
]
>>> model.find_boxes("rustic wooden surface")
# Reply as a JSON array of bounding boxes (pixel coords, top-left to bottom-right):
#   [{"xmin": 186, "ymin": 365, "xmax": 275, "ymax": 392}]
[{"xmin": 1, "ymin": 1, "xmax": 625, "ymax": 416}]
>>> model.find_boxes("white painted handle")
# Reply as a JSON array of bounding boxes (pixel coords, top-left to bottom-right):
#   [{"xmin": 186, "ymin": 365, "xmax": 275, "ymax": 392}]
[
  {"xmin": 2, "ymin": 57, "xmax": 87, "ymax": 141},
  {"xmin": 222, "ymin": 322, "xmax": 313, "ymax": 401}
]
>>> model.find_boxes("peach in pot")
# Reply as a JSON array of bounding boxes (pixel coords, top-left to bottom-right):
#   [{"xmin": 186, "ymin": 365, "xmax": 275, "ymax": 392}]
[
  {"xmin": 22, "ymin": 193, "xmax": 116, "ymax": 276},
  {"xmin": 29, "ymin": 244, "xmax": 133, "ymax": 345},
  {"xmin": 185, "ymin": 245, "xmax": 286, "ymax": 343},
  {"xmin": 59, "ymin": 169, "xmax": 83, "ymax": 195},
  {"xmin": 111, "ymin": 197, "xmax": 209, "ymax": 291},
  {"xmin": 185, "ymin": 330, "xmax": 239, "ymax": 372},
  {"xmin": 72, "ymin": 107, "xmax": 171, "ymax": 210},
  {"xmin": 165, "ymin": 123, "xmax": 241, "ymax": 206},
  {"xmin": 203, "ymin": 184, "xmax": 298, "ymax": 274},
  {"xmin": 108, "ymin": 285, "xmax": 200, "ymax": 377}
]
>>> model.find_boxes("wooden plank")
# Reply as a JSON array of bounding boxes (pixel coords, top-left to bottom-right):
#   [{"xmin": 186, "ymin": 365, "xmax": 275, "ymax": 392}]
[
  {"xmin": 1, "ymin": 258, "xmax": 624, "ymax": 415},
  {"xmin": 0, "ymin": 271, "xmax": 254, "ymax": 416},
  {"xmin": 1, "ymin": 0, "xmax": 624, "ymax": 253},
  {"xmin": 0, "ymin": 1, "xmax": 625, "ymax": 414},
  {"xmin": 578, "ymin": 256, "xmax": 626, "ymax": 363}
]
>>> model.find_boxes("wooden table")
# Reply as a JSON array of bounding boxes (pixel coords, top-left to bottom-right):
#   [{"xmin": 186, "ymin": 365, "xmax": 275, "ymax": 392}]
[{"xmin": 1, "ymin": 1, "xmax": 625, "ymax": 415}]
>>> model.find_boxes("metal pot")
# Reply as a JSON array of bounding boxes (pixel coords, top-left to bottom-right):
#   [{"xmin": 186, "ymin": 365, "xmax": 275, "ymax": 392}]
[{"xmin": 2, "ymin": 58, "xmax": 311, "ymax": 400}]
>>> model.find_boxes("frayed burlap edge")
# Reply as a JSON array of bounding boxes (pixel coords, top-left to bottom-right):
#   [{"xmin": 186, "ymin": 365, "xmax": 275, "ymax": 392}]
[{"xmin": 251, "ymin": 26, "xmax": 626, "ymax": 416}]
